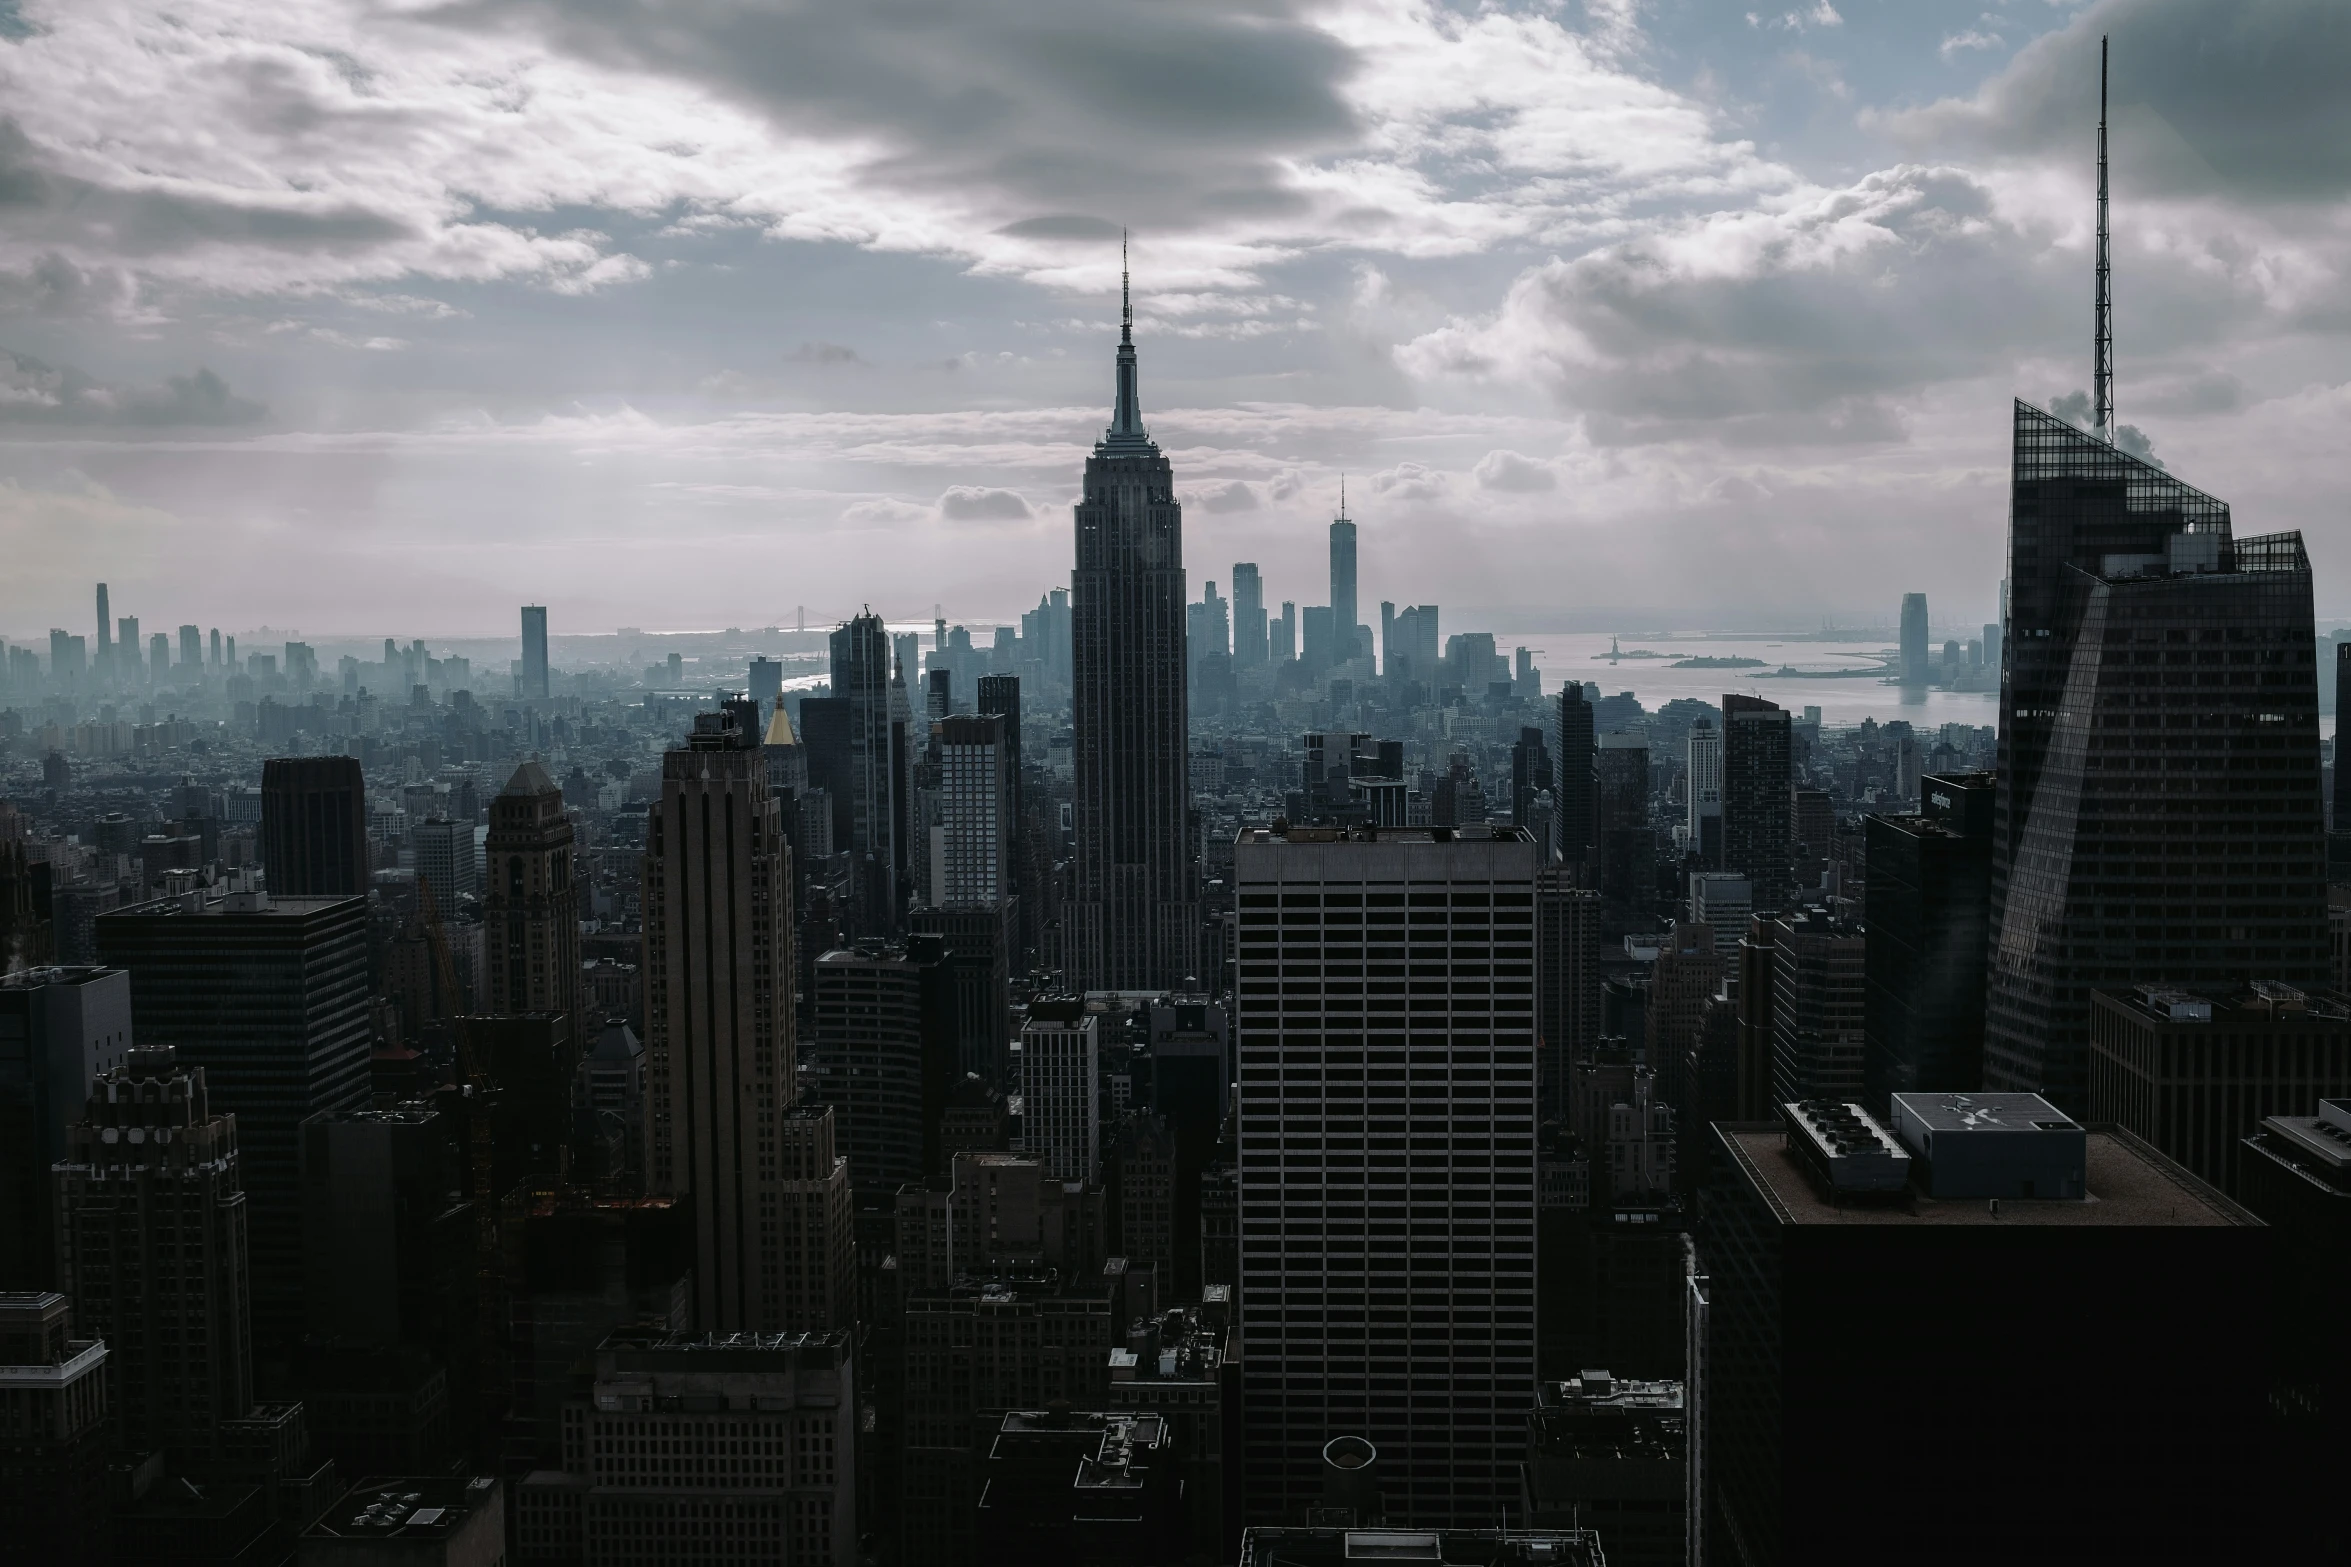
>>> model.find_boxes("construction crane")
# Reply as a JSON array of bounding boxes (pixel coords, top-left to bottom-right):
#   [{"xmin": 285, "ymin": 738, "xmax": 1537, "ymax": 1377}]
[{"xmin": 417, "ymin": 872, "xmax": 503, "ymax": 1456}]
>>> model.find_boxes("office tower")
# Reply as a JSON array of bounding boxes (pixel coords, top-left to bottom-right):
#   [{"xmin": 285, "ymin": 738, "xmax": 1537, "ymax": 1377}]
[
  {"xmin": 801, "ymin": 939, "xmax": 954, "ymax": 1195},
  {"xmin": 0, "ymin": 1291, "xmax": 109, "ymax": 1567},
  {"xmin": 497, "ymin": 1184, "xmax": 690, "ymax": 1470},
  {"xmin": 1379, "ymin": 601, "xmax": 1396, "ymax": 678},
  {"xmin": 1898, "ymin": 592, "xmax": 1928, "ymax": 684},
  {"xmin": 1330, "ymin": 512, "xmax": 1358, "ymax": 665},
  {"xmin": 1272, "ymin": 601, "xmax": 1296, "ymax": 664},
  {"xmin": 0, "ymin": 966, "xmax": 131, "ymax": 1292},
  {"xmin": 92, "ymin": 583, "xmax": 109, "ymax": 681},
  {"xmin": 1765, "ymin": 907, "xmax": 1865, "ymax": 1104},
  {"xmin": 1647, "ymin": 923, "xmax": 1722, "ymax": 1115},
  {"xmin": 2237, "ymin": 1098, "xmax": 2351, "ymax": 1558},
  {"xmin": 53, "ymin": 1047, "xmax": 251, "ymax": 1461},
  {"xmin": 148, "ymin": 632, "xmax": 168, "ymax": 680},
  {"xmin": 179, "ymin": 623, "xmax": 200, "ymax": 669},
  {"xmin": 519, "ymin": 1328, "xmax": 856, "ymax": 1567},
  {"xmin": 115, "ymin": 616, "xmax": 138, "ymax": 682},
  {"xmin": 1535, "ymin": 872, "xmax": 1601, "ymax": 1122},
  {"xmin": 931, "ymin": 714, "xmax": 1014, "ymax": 906},
  {"xmin": 1232, "ymin": 563, "xmax": 1267, "ymax": 667},
  {"xmin": 1685, "ymin": 718, "xmax": 1723, "ymax": 864},
  {"xmin": 1069, "ymin": 261, "xmax": 1199, "ymax": 992},
  {"xmin": 412, "ymin": 817, "xmax": 478, "ymax": 906},
  {"xmin": 1862, "ymin": 773, "xmax": 1993, "ymax": 1111},
  {"xmin": 926, "ymin": 665, "xmax": 951, "ymax": 722},
  {"xmin": 1388, "ymin": 604, "xmax": 1439, "ymax": 688},
  {"xmin": 295, "ymin": 1108, "xmax": 469, "ymax": 1474},
  {"xmin": 259, "ymin": 755, "xmax": 370, "ymax": 898},
  {"xmin": 1685, "ymin": 874, "xmax": 1750, "ymax": 955},
  {"xmin": 1988, "ymin": 406, "xmax": 2327, "ymax": 1114},
  {"xmin": 898, "ymin": 1267, "xmax": 1115, "ymax": 1561},
  {"xmin": 2338, "ymin": 641, "xmax": 2351, "ymax": 839},
  {"xmin": 642, "ymin": 708, "xmax": 798, "ymax": 1332},
  {"xmin": 909, "ymin": 902, "xmax": 1015, "ymax": 1085},
  {"xmin": 1235, "ymin": 823, "xmax": 1540, "ymax": 1529},
  {"xmin": 775, "ymin": 1105, "xmax": 856, "ymax": 1331},
  {"xmin": 1550, "ymin": 684, "xmax": 1595, "ymax": 866},
  {"xmin": 1594, "ymin": 733, "xmax": 1651, "ymax": 910},
  {"xmin": 748, "ymin": 654, "xmax": 783, "ymax": 717},
  {"xmin": 96, "ymin": 891, "xmax": 367, "ymax": 1353},
  {"xmin": 519, "ymin": 604, "xmax": 549, "ymax": 699},
  {"xmin": 831, "ymin": 611, "xmax": 906, "ymax": 934},
  {"xmin": 1520, "ymin": 1371, "xmax": 1684, "ymax": 1564},
  {"xmin": 1510, "ymin": 727, "xmax": 1552, "ymax": 830},
  {"xmin": 1021, "ymin": 994, "xmax": 1101, "ymax": 1184},
  {"xmin": 2087, "ymin": 983, "xmax": 2351, "ymax": 1198},
  {"xmin": 1698, "ymin": 1102, "xmax": 2264, "ymax": 1564},
  {"xmin": 482, "ymin": 760, "xmax": 582, "ymax": 1019},
  {"xmin": 1189, "ymin": 579, "xmax": 1230, "ymax": 665},
  {"xmin": 798, "ymin": 694, "xmax": 854, "ymax": 852},
  {"xmin": 1720, "ymin": 694, "xmax": 1791, "ymax": 904}
]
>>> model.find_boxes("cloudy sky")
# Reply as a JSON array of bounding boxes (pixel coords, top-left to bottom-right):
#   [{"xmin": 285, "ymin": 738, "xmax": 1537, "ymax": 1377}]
[{"xmin": 1, "ymin": 0, "xmax": 2345, "ymax": 640}]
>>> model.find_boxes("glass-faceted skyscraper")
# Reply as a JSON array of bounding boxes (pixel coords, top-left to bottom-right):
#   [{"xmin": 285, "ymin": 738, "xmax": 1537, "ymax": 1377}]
[
  {"xmin": 1069, "ymin": 269, "xmax": 1198, "ymax": 991},
  {"xmin": 1986, "ymin": 401, "xmax": 2328, "ymax": 1113}
]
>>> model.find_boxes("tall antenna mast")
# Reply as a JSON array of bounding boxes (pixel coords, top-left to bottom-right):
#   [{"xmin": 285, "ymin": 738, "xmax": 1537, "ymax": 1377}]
[
  {"xmin": 2094, "ymin": 34, "xmax": 2113, "ymax": 443},
  {"xmin": 1121, "ymin": 229, "xmax": 1132, "ymax": 344}
]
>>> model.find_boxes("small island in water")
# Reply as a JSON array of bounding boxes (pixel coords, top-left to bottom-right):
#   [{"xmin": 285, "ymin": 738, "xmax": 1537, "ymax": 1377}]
[{"xmin": 1670, "ymin": 655, "xmax": 1767, "ymax": 669}]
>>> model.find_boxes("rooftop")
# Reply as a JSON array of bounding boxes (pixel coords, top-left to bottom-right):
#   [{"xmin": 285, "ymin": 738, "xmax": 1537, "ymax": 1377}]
[
  {"xmin": 1719, "ymin": 1124, "xmax": 2251, "ymax": 1228},
  {"xmin": 2096, "ymin": 982, "xmax": 2351, "ymax": 1028},
  {"xmin": 2254, "ymin": 1099, "xmax": 2351, "ymax": 1188},
  {"xmin": 1238, "ymin": 1528, "xmax": 1602, "ymax": 1567},
  {"xmin": 1239, "ymin": 824, "xmax": 1535, "ymax": 847},
  {"xmin": 305, "ymin": 1476, "xmax": 499, "ymax": 1542}
]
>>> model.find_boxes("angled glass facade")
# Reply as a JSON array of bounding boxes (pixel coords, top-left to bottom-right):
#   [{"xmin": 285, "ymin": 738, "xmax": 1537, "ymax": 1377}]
[{"xmin": 1987, "ymin": 402, "xmax": 2328, "ymax": 1113}]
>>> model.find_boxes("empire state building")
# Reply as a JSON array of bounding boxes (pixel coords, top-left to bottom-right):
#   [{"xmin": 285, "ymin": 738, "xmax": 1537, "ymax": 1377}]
[{"xmin": 1069, "ymin": 254, "xmax": 1199, "ymax": 991}]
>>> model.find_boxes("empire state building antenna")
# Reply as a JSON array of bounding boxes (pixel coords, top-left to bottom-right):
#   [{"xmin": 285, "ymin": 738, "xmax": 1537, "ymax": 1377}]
[{"xmin": 2094, "ymin": 34, "xmax": 2114, "ymax": 444}]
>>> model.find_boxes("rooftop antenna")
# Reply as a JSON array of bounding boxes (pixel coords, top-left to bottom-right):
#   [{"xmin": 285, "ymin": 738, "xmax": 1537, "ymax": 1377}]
[
  {"xmin": 1339, "ymin": 473, "xmax": 1346, "ymax": 518},
  {"xmin": 1121, "ymin": 229, "xmax": 1132, "ymax": 344},
  {"xmin": 2094, "ymin": 33, "xmax": 2114, "ymax": 444}
]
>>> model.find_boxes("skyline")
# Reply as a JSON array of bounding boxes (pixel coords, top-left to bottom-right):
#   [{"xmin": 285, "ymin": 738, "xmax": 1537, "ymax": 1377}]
[{"xmin": 4, "ymin": 0, "xmax": 2350, "ymax": 633}]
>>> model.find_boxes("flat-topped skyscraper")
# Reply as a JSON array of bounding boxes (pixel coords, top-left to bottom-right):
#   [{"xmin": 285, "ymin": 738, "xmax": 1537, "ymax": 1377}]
[{"xmin": 1069, "ymin": 249, "xmax": 1198, "ymax": 991}]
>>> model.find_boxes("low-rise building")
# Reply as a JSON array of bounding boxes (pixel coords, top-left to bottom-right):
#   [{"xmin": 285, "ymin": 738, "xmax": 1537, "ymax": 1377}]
[
  {"xmin": 1521, "ymin": 1371, "xmax": 1683, "ymax": 1567},
  {"xmin": 300, "ymin": 1474, "xmax": 504, "ymax": 1567}
]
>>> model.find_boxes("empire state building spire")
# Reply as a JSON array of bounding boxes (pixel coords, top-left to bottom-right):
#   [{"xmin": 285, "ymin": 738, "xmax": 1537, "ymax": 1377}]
[{"xmin": 1103, "ymin": 231, "xmax": 1150, "ymax": 448}]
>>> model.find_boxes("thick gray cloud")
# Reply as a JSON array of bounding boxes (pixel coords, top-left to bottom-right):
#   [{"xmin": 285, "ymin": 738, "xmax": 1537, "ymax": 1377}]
[
  {"xmin": 445, "ymin": 0, "xmax": 1358, "ymax": 233},
  {"xmin": 0, "ymin": 347, "xmax": 264, "ymax": 425},
  {"xmin": 1893, "ymin": 0, "xmax": 2351, "ymax": 203}
]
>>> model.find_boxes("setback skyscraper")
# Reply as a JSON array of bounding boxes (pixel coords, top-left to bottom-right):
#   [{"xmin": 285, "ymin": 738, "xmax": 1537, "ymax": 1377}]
[
  {"xmin": 832, "ymin": 611, "xmax": 908, "ymax": 935},
  {"xmin": 642, "ymin": 708, "xmax": 805, "ymax": 1332},
  {"xmin": 482, "ymin": 759, "xmax": 582, "ymax": 1020},
  {"xmin": 1069, "ymin": 255, "xmax": 1198, "ymax": 991}
]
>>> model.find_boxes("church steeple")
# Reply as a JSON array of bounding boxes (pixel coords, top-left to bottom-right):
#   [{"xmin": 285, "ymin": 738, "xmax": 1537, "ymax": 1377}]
[{"xmin": 1103, "ymin": 231, "xmax": 1150, "ymax": 449}]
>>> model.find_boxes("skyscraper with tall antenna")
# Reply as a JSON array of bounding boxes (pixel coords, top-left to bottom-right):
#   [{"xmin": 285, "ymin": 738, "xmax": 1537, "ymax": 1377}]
[
  {"xmin": 1984, "ymin": 40, "xmax": 2327, "ymax": 1112},
  {"xmin": 1330, "ymin": 485, "xmax": 1359, "ymax": 668},
  {"xmin": 1069, "ymin": 240, "xmax": 1199, "ymax": 991},
  {"xmin": 2094, "ymin": 33, "xmax": 2114, "ymax": 444}
]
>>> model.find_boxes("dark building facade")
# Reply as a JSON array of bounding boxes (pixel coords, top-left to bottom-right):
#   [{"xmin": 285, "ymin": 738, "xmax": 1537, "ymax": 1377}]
[
  {"xmin": 1987, "ymin": 401, "xmax": 2329, "ymax": 1114},
  {"xmin": 95, "ymin": 890, "xmax": 369, "ymax": 1353},
  {"xmin": 1862, "ymin": 772, "xmax": 1993, "ymax": 1111},
  {"xmin": 1698, "ymin": 1111, "xmax": 2266, "ymax": 1565},
  {"xmin": 1720, "ymin": 696, "xmax": 1791, "ymax": 905},
  {"xmin": 2088, "ymin": 982, "xmax": 2351, "ymax": 1198},
  {"xmin": 0, "ymin": 965, "xmax": 131, "ymax": 1293},
  {"xmin": 0, "ymin": 1292, "xmax": 109, "ymax": 1567},
  {"xmin": 482, "ymin": 759, "xmax": 582, "ymax": 1021},
  {"xmin": 1069, "ymin": 272, "xmax": 1198, "ymax": 992},
  {"xmin": 258, "ymin": 756, "xmax": 369, "ymax": 898},
  {"xmin": 1550, "ymin": 685, "xmax": 1596, "ymax": 866}
]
